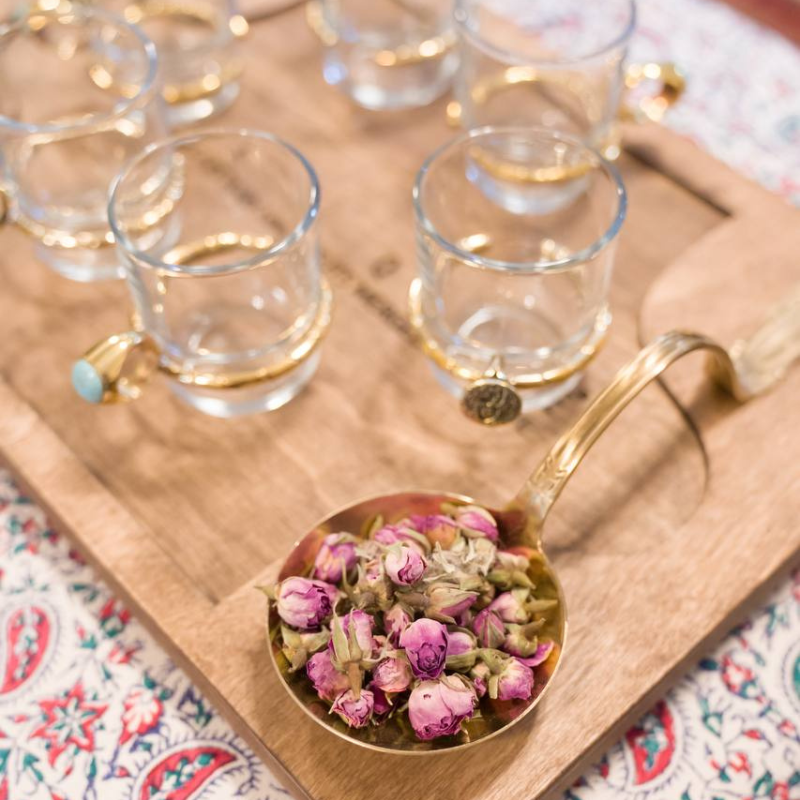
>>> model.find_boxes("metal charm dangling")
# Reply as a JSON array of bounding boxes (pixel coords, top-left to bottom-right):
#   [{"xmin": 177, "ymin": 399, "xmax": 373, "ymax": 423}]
[{"xmin": 461, "ymin": 359, "xmax": 522, "ymax": 425}]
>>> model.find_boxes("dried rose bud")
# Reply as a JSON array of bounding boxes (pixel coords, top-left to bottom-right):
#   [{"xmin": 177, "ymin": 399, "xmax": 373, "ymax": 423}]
[
  {"xmin": 446, "ymin": 630, "xmax": 474, "ymax": 656},
  {"xmin": 454, "ymin": 505, "xmax": 499, "ymax": 542},
  {"xmin": 497, "ymin": 658, "xmax": 534, "ymax": 701},
  {"xmin": 399, "ymin": 618, "xmax": 448, "ymax": 680},
  {"xmin": 352, "ymin": 558, "xmax": 394, "ymax": 610},
  {"xmin": 425, "ymin": 583, "xmax": 478, "ymax": 623},
  {"xmin": 333, "ymin": 609, "xmax": 377, "ymax": 658},
  {"xmin": 489, "ymin": 588, "xmax": 530, "ymax": 624},
  {"xmin": 494, "ymin": 550, "xmax": 531, "ymax": 573},
  {"xmin": 409, "ymin": 514, "xmax": 461, "ymax": 549},
  {"xmin": 408, "ymin": 674, "xmax": 476, "ymax": 740},
  {"xmin": 384, "ymin": 545, "xmax": 426, "ymax": 586},
  {"xmin": 515, "ymin": 640, "xmax": 555, "ymax": 668},
  {"xmin": 370, "ymin": 684, "xmax": 393, "ymax": 717},
  {"xmin": 470, "ymin": 662, "xmax": 490, "ymax": 698},
  {"xmin": 371, "ymin": 655, "xmax": 412, "ymax": 693},
  {"xmin": 445, "ymin": 630, "xmax": 477, "ymax": 671},
  {"xmin": 330, "ymin": 688, "xmax": 374, "ymax": 728},
  {"xmin": 373, "ymin": 523, "xmax": 430, "ymax": 554},
  {"xmin": 472, "ymin": 607, "xmax": 505, "ymax": 649},
  {"xmin": 313, "ymin": 533, "xmax": 357, "ymax": 583},
  {"xmin": 280, "ymin": 625, "xmax": 330, "ymax": 671},
  {"xmin": 275, "ymin": 577, "xmax": 338, "ymax": 630},
  {"xmin": 306, "ymin": 650, "xmax": 350, "ymax": 701},
  {"xmin": 503, "ymin": 622, "xmax": 541, "ymax": 658},
  {"xmin": 383, "ymin": 603, "xmax": 412, "ymax": 646}
]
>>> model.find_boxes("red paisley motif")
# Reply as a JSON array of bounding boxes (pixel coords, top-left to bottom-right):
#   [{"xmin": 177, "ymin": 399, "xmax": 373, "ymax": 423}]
[
  {"xmin": 138, "ymin": 746, "xmax": 236, "ymax": 800},
  {"xmin": 625, "ymin": 700, "xmax": 676, "ymax": 785},
  {"xmin": 1, "ymin": 606, "xmax": 51, "ymax": 694}
]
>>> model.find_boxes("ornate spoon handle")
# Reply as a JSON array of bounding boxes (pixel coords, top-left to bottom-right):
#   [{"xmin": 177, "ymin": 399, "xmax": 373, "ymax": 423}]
[{"xmin": 515, "ymin": 288, "xmax": 800, "ymax": 542}]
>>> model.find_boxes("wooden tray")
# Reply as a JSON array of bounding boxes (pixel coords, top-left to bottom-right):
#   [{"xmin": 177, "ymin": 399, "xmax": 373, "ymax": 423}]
[{"xmin": 1, "ymin": 6, "xmax": 799, "ymax": 799}]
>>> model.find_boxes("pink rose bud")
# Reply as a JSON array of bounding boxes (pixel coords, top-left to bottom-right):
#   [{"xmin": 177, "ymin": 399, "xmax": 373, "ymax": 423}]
[
  {"xmin": 275, "ymin": 576, "xmax": 338, "ymax": 630},
  {"xmin": 489, "ymin": 589, "xmax": 530, "ymax": 624},
  {"xmin": 331, "ymin": 609, "xmax": 377, "ymax": 659},
  {"xmin": 470, "ymin": 662, "xmax": 490, "ymax": 698},
  {"xmin": 408, "ymin": 675, "xmax": 476, "ymax": 740},
  {"xmin": 497, "ymin": 658, "xmax": 534, "ymax": 701},
  {"xmin": 306, "ymin": 650, "xmax": 350, "ymax": 701},
  {"xmin": 313, "ymin": 533, "xmax": 357, "ymax": 583},
  {"xmin": 373, "ymin": 523, "xmax": 430, "ymax": 554},
  {"xmin": 503, "ymin": 621, "xmax": 543, "ymax": 658},
  {"xmin": 385, "ymin": 545, "xmax": 426, "ymax": 586},
  {"xmin": 371, "ymin": 656, "xmax": 412, "ymax": 693},
  {"xmin": 425, "ymin": 583, "xmax": 478, "ymax": 622},
  {"xmin": 454, "ymin": 505, "xmax": 498, "ymax": 542},
  {"xmin": 384, "ymin": 604, "xmax": 412, "ymax": 645},
  {"xmin": 446, "ymin": 631, "xmax": 474, "ymax": 656},
  {"xmin": 330, "ymin": 688, "xmax": 374, "ymax": 728},
  {"xmin": 409, "ymin": 514, "xmax": 461, "ymax": 549},
  {"xmin": 370, "ymin": 684, "xmax": 393, "ymax": 717},
  {"xmin": 516, "ymin": 640, "xmax": 555, "ymax": 668},
  {"xmin": 400, "ymin": 618, "xmax": 448, "ymax": 680},
  {"xmin": 472, "ymin": 607, "xmax": 506, "ymax": 649},
  {"xmin": 446, "ymin": 630, "xmax": 477, "ymax": 670}
]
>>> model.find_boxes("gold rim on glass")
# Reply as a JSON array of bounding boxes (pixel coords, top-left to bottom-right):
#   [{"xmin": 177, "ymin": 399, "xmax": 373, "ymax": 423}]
[{"xmin": 305, "ymin": 0, "xmax": 455, "ymax": 68}]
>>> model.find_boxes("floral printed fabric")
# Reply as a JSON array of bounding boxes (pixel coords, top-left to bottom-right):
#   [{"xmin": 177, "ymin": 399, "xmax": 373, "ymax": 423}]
[{"xmin": 1, "ymin": 0, "xmax": 799, "ymax": 798}]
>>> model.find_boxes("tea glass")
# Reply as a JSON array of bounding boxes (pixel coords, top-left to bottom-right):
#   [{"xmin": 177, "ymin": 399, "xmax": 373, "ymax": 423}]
[
  {"xmin": 73, "ymin": 130, "xmax": 331, "ymax": 417},
  {"xmin": 409, "ymin": 127, "xmax": 627, "ymax": 422},
  {"xmin": 307, "ymin": 0, "xmax": 458, "ymax": 110},
  {"xmin": 452, "ymin": 0, "xmax": 683, "ymax": 160},
  {"xmin": 92, "ymin": 0, "xmax": 249, "ymax": 126},
  {"xmin": 0, "ymin": 6, "xmax": 167, "ymax": 281}
]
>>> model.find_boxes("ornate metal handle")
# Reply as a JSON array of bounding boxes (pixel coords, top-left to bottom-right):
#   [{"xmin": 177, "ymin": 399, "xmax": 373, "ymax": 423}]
[
  {"xmin": 515, "ymin": 289, "xmax": 800, "ymax": 539},
  {"xmin": 621, "ymin": 62, "xmax": 686, "ymax": 123}
]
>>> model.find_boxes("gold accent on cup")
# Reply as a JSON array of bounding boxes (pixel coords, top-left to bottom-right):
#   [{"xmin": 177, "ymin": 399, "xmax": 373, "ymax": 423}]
[
  {"xmin": 305, "ymin": 0, "xmax": 455, "ymax": 68},
  {"xmin": 408, "ymin": 277, "xmax": 607, "ymax": 424},
  {"xmin": 89, "ymin": 1, "xmax": 249, "ymax": 105},
  {"xmin": 447, "ymin": 61, "xmax": 686, "ymax": 151},
  {"xmin": 74, "ymin": 232, "xmax": 334, "ymax": 403}
]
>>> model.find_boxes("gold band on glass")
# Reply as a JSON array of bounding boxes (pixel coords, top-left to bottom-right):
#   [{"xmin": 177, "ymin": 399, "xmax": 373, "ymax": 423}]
[
  {"xmin": 447, "ymin": 61, "xmax": 685, "ymax": 135},
  {"xmin": 305, "ymin": 0, "xmax": 455, "ymax": 68},
  {"xmin": 73, "ymin": 232, "xmax": 333, "ymax": 403},
  {"xmin": 408, "ymin": 277, "xmax": 607, "ymax": 424},
  {"xmin": 89, "ymin": 1, "xmax": 249, "ymax": 105}
]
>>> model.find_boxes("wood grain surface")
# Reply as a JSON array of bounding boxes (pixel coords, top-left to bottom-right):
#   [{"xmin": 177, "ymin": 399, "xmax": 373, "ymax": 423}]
[{"xmin": 0, "ymin": 5, "xmax": 798, "ymax": 800}]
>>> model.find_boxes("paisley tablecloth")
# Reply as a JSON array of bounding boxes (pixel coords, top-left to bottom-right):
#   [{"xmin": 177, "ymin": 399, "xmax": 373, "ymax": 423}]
[{"xmin": 1, "ymin": 0, "xmax": 799, "ymax": 797}]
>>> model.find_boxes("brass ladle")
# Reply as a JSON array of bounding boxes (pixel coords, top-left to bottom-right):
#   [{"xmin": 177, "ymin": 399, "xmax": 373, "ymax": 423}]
[{"xmin": 268, "ymin": 298, "xmax": 800, "ymax": 752}]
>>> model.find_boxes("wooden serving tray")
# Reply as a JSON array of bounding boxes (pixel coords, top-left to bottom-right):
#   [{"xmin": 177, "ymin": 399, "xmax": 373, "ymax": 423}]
[{"xmin": 1, "ymin": 6, "xmax": 799, "ymax": 799}]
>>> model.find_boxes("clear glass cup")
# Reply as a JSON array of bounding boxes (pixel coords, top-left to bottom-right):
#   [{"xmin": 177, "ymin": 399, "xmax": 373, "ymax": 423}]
[
  {"xmin": 73, "ymin": 130, "xmax": 330, "ymax": 417},
  {"xmin": 409, "ymin": 127, "xmax": 627, "ymax": 422},
  {"xmin": 0, "ymin": 6, "xmax": 167, "ymax": 281},
  {"xmin": 452, "ymin": 0, "xmax": 682, "ymax": 161},
  {"xmin": 91, "ymin": 0, "xmax": 249, "ymax": 127},
  {"xmin": 307, "ymin": 0, "xmax": 458, "ymax": 111}
]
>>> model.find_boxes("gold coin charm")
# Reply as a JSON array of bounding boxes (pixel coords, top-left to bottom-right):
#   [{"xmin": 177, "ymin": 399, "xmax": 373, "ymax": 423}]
[{"xmin": 461, "ymin": 378, "xmax": 522, "ymax": 425}]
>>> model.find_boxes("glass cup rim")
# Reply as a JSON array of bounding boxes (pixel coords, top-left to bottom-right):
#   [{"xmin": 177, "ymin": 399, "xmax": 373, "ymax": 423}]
[
  {"xmin": 107, "ymin": 127, "xmax": 321, "ymax": 277},
  {"xmin": 453, "ymin": 0, "xmax": 637, "ymax": 67},
  {"xmin": 0, "ymin": 6, "xmax": 160, "ymax": 137},
  {"xmin": 412, "ymin": 125, "xmax": 627, "ymax": 275}
]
